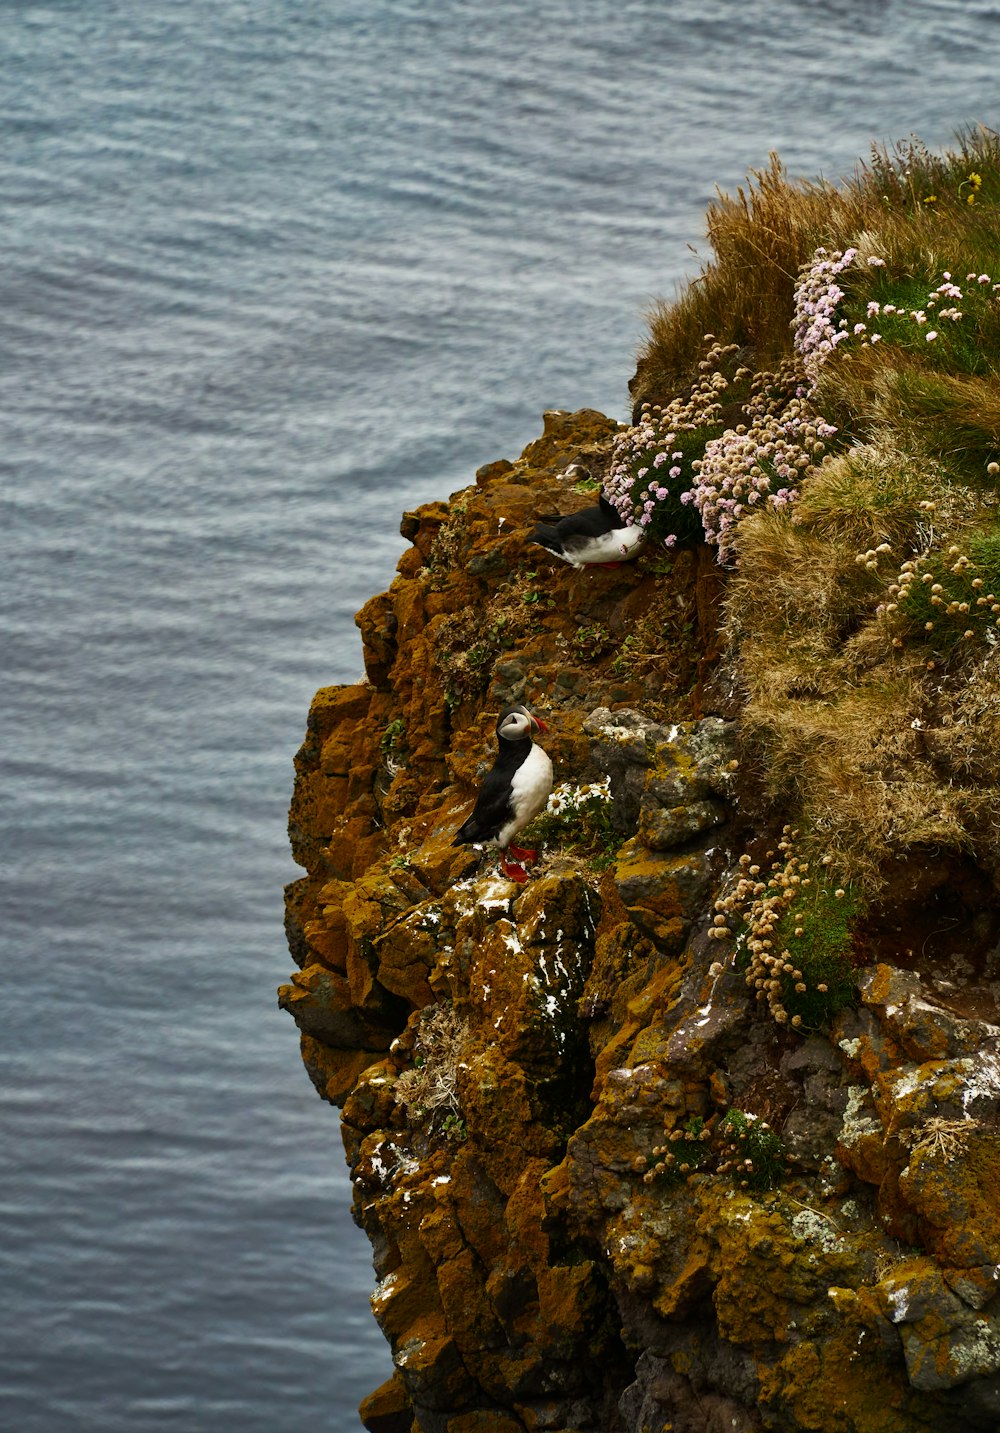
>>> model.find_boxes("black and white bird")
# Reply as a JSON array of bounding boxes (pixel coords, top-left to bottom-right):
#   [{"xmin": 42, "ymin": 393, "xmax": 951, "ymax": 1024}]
[
  {"xmin": 529, "ymin": 491, "xmax": 646, "ymax": 568},
  {"xmin": 452, "ymin": 705, "xmax": 554, "ymax": 884}
]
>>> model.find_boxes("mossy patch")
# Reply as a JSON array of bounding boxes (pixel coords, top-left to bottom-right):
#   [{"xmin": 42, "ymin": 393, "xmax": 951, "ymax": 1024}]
[
  {"xmin": 520, "ymin": 780, "xmax": 626, "ymax": 873},
  {"xmin": 770, "ymin": 879, "xmax": 860, "ymax": 1028},
  {"xmin": 715, "ymin": 830, "xmax": 860, "ymax": 1032}
]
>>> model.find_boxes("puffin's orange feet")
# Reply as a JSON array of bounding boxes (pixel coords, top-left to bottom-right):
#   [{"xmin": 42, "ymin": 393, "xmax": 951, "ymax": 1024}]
[
  {"xmin": 507, "ymin": 844, "xmax": 538, "ymax": 863},
  {"xmin": 501, "ymin": 855, "xmax": 529, "ymax": 883}
]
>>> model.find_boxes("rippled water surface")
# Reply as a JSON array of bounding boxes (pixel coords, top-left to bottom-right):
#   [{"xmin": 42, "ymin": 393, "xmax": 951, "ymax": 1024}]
[{"xmin": 2, "ymin": 1, "xmax": 997, "ymax": 1428}]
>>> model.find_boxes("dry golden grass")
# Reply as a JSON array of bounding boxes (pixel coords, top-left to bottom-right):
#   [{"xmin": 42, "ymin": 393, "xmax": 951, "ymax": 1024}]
[
  {"xmin": 736, "ymin": 665, "xmax": 985, "ymax": 891},
  {"xmin": 726, "ymin": 510, "xmax": 874, "ymax": 666},
  {"xmin": 792, "ymin": 444, "xmax": 931, "ymax": 549},
  {"xmin": 634, "ymin": 157, "xmax": 848, "ymax": 406},
  {"xmin": 726, "ymin": 491, "xmax": 1000, "ymax": 889}
]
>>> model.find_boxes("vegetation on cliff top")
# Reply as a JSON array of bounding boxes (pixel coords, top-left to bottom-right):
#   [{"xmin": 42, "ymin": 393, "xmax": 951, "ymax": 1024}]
[{"xmin": 612, "ymin": 129, "xmax": 1000, "ymax": 902}]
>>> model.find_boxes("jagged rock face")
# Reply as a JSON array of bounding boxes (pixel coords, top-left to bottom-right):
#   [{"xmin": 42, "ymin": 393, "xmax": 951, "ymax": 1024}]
[{"xmin": 283, "ymin": 410, "xmax": 1000, "ymax": 1433}]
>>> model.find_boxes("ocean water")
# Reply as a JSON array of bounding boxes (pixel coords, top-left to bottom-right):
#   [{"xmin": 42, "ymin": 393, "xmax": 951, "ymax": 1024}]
[{"xmin": 1, "ymin": 1, "xmax": 996, "ymax": 1429}]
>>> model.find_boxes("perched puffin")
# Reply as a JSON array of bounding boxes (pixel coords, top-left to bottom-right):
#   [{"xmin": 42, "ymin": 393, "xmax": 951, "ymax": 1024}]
[
  {"xmin": 452, "ymin": 705, "xmax": 554, "ymax": 884},
  {"xmin": 529, "ymin": 492, "xmax": 646, "ymax": 568}
]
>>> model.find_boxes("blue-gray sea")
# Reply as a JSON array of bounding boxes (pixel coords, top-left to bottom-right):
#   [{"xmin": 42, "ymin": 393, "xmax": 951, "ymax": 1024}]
[{"xmin": 2, "ymin": 1, "xmax": 997, "ymax": 1428}]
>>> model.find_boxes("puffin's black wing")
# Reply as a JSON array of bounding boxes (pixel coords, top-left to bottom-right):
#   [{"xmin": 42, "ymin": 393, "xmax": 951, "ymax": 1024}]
[
  {"xmin": 528, "ymin": 521, "xmax": 565, "ymax": 556},
  {"xmin": 452, "ymin": 747, "xmax": 527, "ymax": 846},
  {"xmin": 597, "ymin": 492, "xmax": 626, "ymax": 529},
  {"xmin": 529, "ymin": 494, "xmax": 623, "ymax": 553}
]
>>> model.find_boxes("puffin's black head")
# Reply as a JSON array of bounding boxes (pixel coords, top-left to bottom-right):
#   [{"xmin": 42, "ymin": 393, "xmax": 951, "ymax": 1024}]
[{"xmin": 496, "ymin": 704, "xmax": 548, "ymax": 741}]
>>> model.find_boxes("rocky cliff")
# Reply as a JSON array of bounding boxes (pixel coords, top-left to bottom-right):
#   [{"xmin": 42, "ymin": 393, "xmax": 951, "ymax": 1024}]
[
  {"xmin": 281, "ymin": 405, "xmax": 1000, "ymax": 1433},
  {"xmin": 282, "ymin": 140, "xmax": 1000, "ymax": 1433}
]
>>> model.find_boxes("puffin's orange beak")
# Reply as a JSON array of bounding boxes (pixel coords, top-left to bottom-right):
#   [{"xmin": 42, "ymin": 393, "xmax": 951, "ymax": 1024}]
[{"xmin": 530, "ymin": 714, "xmax": 548, "ymax": 734}]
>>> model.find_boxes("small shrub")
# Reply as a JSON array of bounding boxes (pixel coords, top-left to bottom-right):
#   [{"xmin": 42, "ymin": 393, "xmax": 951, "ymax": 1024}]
[
  {"xmin": 710, "ymin": 826, "xmax": 860, "ymax": 1030},
  {"xmin": 643, "ymin": 1115, "xmax": 713, "ymax": 1184},
  {"xmin": 716, "ymin": 1109, "xmax": 787, "ymax": 1191},
  {"xmin": 439, "ymin": 1113, "xmax": 468, "ymax": 1143},
  {"xmin": 393, "ymin": 1005, "xmax": 470, "ymax": 1136},
  {"xmin": 569, "ymin": 624, "xmax": 615, "ymax": 661}
]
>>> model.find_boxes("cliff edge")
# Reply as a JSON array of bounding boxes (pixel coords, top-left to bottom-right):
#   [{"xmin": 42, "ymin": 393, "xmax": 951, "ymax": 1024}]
[{"xmin": 282, "ymin": 137, "xmax": 1000, "ymax": 1433}]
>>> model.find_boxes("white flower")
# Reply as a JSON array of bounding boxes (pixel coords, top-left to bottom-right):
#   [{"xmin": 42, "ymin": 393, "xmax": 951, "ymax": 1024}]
[{"xmin": 926, "ymin": 330, "xmax": 938, "ymax": 342}]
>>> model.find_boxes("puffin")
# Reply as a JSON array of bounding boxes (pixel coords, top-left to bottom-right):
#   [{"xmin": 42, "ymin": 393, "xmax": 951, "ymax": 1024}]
[
  {"xmin": 452, "ymin": 705, "xmax": 554, "ymax": 883},
  {"xmin": 529, "ymin": 491, "xmax": 646, "ymax": 568}
]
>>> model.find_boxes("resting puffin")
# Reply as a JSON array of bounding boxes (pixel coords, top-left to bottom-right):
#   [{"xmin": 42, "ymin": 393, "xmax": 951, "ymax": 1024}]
[
  {"xmin": 529, "ymin": 492, "xmax": 646, "ymax": 568},
  {"xmin": 452, "ymin": 705, "xmax": 554, "ymax": 883}
]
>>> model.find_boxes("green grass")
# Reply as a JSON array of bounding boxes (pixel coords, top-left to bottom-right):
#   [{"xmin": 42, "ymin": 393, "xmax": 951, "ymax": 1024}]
[
  {"xmin": 770, "ymin": 880, "xmax": 860, "ymax": 1028},
  {"xmin": 839, "ymin": 263, "xmax": 1000, "ymax": 379},
  {"xmin": 890, "ymin": 522, "xmax": 1000, "ymax": 651}
]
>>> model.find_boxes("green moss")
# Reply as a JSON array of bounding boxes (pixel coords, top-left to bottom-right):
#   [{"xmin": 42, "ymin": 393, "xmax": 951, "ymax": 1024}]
[
  {"xmin": 771, "ymin": 880, "xmax": 860, "ymax": 1028},
  {"xmin": 380, "ymin": 718, "xmax": 407, "ymax": 759}
]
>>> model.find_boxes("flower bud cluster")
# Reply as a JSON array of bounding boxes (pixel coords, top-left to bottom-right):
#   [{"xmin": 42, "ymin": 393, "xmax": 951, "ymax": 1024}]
[
  {"xmin": 710, "ymin": 827, "xmax": 833, "ymax": 1030},
  {"xmin": 882, "ymin": 543, "xmax": 1000, "ymax": 648},
  {"xmin": 604, "ymin": 339, "xmax": 743, "ymax": 543},
  {"xmin": 642, "ymin": 1109, "xmax": 787, "ymax": 1191},
  {"xmin": 792, "ymin": 247, "xmax": 860, "ymax": 381},
  {"xmin": 642, "ymin": 1117, "xmax": 713, "ymax": 1184},
  {"xmin": 689, "ymin": 365, "xmax": 837, "ymax": 559}
]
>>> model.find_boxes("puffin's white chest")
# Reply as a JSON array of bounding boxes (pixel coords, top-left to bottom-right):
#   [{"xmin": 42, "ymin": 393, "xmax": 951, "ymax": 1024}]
[
  {"xmin": 564, "ymin": 524, "xmax": 646, "ymax": 567},
  {"xmin": 499, "ymin": 744, "xmax": 554, "ymax": 845}
]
